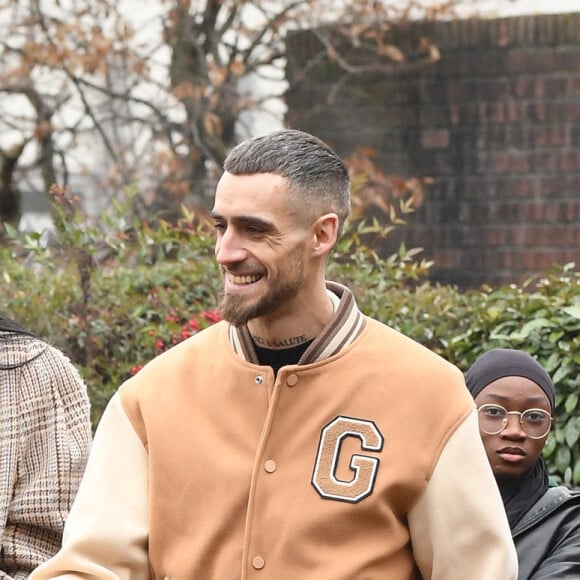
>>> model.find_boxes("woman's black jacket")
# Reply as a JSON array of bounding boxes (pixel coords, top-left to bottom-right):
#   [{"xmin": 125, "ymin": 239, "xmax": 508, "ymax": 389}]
[{"xmin": 513, "ymin": 485, "xmax": 580, "ymax": 579}]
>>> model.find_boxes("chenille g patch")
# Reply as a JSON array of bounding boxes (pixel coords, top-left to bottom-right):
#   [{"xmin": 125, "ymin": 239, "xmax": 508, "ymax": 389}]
[{"xmin": 311, "ymin": 415, "xmax": 384, "ymax": 503}]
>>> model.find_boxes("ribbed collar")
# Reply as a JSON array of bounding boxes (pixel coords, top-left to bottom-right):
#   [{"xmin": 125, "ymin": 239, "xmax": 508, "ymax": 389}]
[{"xmin": 228, "ymin": 281, "xmax": 366, "ymax": 365}]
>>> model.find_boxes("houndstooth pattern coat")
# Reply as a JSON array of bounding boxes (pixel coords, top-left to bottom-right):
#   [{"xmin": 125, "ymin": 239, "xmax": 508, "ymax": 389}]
[{"xmin": 0, "ymin": 332, "xmax": 91, "ymax": 579}]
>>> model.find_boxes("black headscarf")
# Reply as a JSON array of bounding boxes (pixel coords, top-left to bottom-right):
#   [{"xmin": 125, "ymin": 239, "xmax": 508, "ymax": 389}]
[
  {"xmin": 465, "ymin": 348, "xmax": 555, "ymax": 530},
  {"xmin": 465, "ymin": 348, "xmax": 555, "ymax": 412}
]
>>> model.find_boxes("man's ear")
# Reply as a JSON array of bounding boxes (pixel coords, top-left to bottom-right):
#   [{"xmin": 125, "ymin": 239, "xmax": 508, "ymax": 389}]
[{"xmin": 311, "ymin": 213, "xmax": 339, "ymax": 257}]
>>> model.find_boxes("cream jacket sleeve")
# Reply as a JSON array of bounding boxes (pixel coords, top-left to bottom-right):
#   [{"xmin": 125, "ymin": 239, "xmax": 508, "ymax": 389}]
[
  {"xmin": 408, "ymin": 410, "xmax": 518, "ymax": 580},
  {"xmin": 29, "ymin": 394, "xmax": 150, "ymax": 580}
]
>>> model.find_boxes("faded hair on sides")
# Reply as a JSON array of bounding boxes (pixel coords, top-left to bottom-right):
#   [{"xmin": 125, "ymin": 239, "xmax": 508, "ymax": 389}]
[{"xmin": 223, "ymin": 129, "xmax": 351, "ymax": 235}]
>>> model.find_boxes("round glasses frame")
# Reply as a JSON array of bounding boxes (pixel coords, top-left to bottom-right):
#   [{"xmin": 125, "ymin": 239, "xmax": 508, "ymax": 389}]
[{"xmin": 476, "ymin": 403, "xmax": 553, "ymax": 439}]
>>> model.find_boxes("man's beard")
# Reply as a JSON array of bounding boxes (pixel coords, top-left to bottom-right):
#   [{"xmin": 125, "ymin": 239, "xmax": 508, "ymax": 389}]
[{"xmin": 219, "ymin": 247, "xmax": 305, "ymax": 327}]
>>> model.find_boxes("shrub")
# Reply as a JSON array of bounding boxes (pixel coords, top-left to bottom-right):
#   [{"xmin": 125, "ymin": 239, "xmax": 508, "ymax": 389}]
[
  {"xmin": 356, "ymin": 265, "xmax": 580, "ymax": 486},
  {"xmin": 2, "ymin": 190, "xmax": 579, "ymax": 485}
]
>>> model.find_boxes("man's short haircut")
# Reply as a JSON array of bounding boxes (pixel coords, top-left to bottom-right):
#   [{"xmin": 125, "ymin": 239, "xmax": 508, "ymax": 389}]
[{"xmin": 223, "ymin": 129, "xmax": 351, "ymax": 235}]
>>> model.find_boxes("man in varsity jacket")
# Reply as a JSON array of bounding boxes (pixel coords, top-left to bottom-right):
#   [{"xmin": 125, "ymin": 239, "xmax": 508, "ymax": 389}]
[{"xmin": 31, "ymin": 129, "xmax": 518, "ymax": 579}]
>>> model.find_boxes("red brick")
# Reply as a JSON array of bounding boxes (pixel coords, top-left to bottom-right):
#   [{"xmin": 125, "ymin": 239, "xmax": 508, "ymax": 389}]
[
  {"xmin": 533, "ymin": 126, "xmax": 567, "ymax": 147},
  {"xmin": 512, "ymin": 76, "xmax": 535, "ymax": 98},
  {"xmin": 533, "ymin": 152, "xmax": 559, "ymax": 172},
  {"xmin": 485, "ymin": 228, "xmax": 508, "ymax": 246},
  {"xmin": 559, "ymin": 151, "xmax": 580, "ymax": 171},
  {"xmin": 421, "ymin": 129, "xmax": 450, "ymax": 150},
  {"xmin": 494, "ymin": 152, "xmax": 531, "ymax": 173}
]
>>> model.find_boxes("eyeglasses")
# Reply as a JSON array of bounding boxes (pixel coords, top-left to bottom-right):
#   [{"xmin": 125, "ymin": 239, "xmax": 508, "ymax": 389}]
[{"xmin": 477, "ymin": 404, "xmax": 552, "ymax": 439}]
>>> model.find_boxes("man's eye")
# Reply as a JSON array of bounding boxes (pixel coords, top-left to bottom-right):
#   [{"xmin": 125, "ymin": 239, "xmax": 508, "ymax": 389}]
[
  {"xmin": 213, "ymin": 222, "xmax": 226, "ymax": 231},
  {"xmin": 246, "ymin": 226, "xmax": 265, "ymax": 235}
]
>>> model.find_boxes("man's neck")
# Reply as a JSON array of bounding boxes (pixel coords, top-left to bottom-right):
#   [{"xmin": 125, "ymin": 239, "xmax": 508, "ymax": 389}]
[
  {"xmin": 246, "ymin": 292, "xmax": 335, "ymax": 349},
  {"xmin": 251, "ymin": 333, "xmax": 311, "ymax": 349}
]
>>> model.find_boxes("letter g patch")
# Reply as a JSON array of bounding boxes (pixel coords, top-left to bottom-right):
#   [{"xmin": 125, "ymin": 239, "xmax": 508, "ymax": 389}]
[{"xmin": 311, "ymin": 415, "xmax": 383, "ymax": 503}]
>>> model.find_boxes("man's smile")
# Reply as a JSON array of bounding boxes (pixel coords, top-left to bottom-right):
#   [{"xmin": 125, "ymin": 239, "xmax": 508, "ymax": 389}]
[{"xmin": 225, "ymin": 271, "xmax": 264, "ymax": 287}]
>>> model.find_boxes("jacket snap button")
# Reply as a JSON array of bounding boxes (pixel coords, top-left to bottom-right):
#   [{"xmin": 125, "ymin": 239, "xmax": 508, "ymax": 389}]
[
  {"xmin": 264, "ymin": 460, "xmax": 277, "ymax": 473},
  {"xmin": 286, "ymin": 374, "xmax": 298, "ymax": 387},
  {"xmin": 252, "ymin": 555, "xmax": 265, "ymax": 569},
  {"xmin": 255, "ymin": 375, "xmax": 263, "ymax": 384}
]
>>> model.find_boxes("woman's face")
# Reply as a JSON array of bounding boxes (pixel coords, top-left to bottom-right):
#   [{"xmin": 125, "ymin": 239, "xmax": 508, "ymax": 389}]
[{"xmin": 474, "ymin": 376, "xmax": 552, "ymax": 483}]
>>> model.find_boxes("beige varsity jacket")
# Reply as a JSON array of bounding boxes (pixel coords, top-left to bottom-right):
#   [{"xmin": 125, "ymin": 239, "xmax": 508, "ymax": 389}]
[{"xmin": 31, "ymin": 283, "xmax": 518, "ymax": 579}]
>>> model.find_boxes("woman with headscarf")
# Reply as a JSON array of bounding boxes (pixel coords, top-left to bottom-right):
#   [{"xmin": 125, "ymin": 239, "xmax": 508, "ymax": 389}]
[
  {"xmin": 465, "ymin": 348, "xmax": 580, "ymax": 580},
  {"xmin": 0, "ymin": 315, "xmax": 92, "ymax": 579}
]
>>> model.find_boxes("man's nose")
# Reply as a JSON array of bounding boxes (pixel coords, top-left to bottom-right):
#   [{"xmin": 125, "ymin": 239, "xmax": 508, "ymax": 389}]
[{"xmin": 215, "ymin": 230, "xmax": 247, "ymax": 265}]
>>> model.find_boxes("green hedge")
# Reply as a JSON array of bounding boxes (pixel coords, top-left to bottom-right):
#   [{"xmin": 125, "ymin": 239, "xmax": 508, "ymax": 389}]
[
  {"xmin": 360, "ymin": 269, "xmax": 580, "ymax": 486},
  {"xmin": 2, "ymin": 200, "xmax": 579, "ymax": 486}
]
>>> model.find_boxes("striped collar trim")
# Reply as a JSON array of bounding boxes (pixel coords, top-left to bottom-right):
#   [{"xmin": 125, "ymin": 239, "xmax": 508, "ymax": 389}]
[{"xmin": 228, "ymin": 281, "xmax": 366, "ymax": 365}]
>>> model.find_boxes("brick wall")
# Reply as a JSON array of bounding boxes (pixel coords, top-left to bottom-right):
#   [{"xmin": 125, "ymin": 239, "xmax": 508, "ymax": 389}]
[{"xmin": 286, "ymin": 13, "xmax": 580, "ymax": 288}]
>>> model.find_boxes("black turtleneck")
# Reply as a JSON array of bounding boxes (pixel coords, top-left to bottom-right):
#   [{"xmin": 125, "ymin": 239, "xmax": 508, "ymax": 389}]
[{"xmin": 254, "ymin": 339, "xmax": 315, "ymax": 375}]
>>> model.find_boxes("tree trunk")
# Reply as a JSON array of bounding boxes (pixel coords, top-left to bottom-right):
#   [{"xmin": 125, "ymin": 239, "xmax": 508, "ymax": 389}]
[{"xmin": 0, "ymin": 144, "xmax": 25, "ymax": 240}]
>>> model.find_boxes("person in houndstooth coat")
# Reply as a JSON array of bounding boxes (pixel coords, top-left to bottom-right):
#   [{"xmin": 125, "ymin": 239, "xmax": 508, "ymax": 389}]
[{"xmin": 0, "ymin": 315, "xmax": 91, "ymax": 579}]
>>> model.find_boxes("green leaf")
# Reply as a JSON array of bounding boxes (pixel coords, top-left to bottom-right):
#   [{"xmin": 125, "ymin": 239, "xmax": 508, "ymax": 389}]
[
  {"xmin": 544, "ymin": 352, "xmax": 560, "ymax": 372},
  {"xmin": 562, "ymin": 305, "xmax": 580, "ymax": 320},
  {"xmin": 565, "ymin": 393, "xmax": 579, "ymax": 414},
  {"xmin": 565, "ymin": 417, "xmax": 580, "ymax": 447},
  {"xmin": 3, "ymin": 222, "xmax": 19, "ymax": 238},
  {"xmin": 555, "ymin": 446, "xmax": 572, "ymax": 473},
  {"xmin": 543, "ymin": 436, "xmax": 557, "ymax": 458},
  {"xmin": 573, "ymin": 459, "xmax": 580, "ymax": 486},
  {"xmin": 553, "ymin": 364, "xmax": 572, "ymax": 384},
  {"xmin": 502, "ymin": 318, "xmax": 551, "ymax": 341}
]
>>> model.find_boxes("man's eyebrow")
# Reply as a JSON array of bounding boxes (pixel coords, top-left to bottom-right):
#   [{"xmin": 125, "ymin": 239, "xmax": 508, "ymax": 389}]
[
  {"xmin": 236, "ymin": 216, "xmax": 275, "ymax": 230},
  {"xmin": 210, "ymin": 213, "xmax": 276, "ymax": 231}
]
